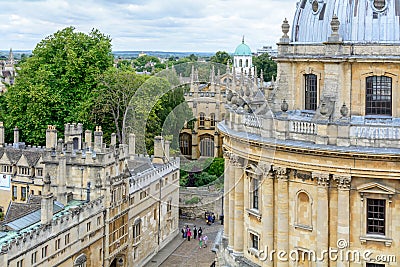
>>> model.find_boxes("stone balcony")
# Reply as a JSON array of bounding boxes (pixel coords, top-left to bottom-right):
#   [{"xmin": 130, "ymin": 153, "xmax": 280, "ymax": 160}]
[{"xmin": 222, "ymin": 106, "xmax": 400, "ymax": 153}]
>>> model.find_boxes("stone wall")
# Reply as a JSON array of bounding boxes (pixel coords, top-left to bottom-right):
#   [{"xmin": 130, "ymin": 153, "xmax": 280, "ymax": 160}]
[{"xmin": 179, "ymin": 185, "xmax": 224, "ymax": 222}]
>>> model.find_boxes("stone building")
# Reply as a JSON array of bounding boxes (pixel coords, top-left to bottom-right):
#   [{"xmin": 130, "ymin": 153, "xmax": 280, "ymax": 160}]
[
  {"xmin": 0, "ymin": 124, "xmax": 180, "ymax": 267},
  {"xmin": 218, "ymin": 0, "xmax": 400, "ymax": 266},
  {"xmin": 0, "ymin": 48, "xmax": 16, "ymax": 92}
]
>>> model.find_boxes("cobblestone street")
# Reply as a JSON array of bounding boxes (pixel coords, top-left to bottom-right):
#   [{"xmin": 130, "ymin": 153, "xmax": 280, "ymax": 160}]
[{"xmin": 146, "ymin": 218, "xmax": 223, "ymax": 267}]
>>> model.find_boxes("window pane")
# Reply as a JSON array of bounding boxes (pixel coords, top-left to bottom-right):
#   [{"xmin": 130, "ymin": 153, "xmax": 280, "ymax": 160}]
[
  {"xmin": 367, "ymin": 199, "xmax": 385, "ymax": 235},
  {"xmin": 305, "ymin": 74, "xmax": 317, "ymax": 110},
  {"xmin": 366, "ymin": 76, "xmax": 392, "ymax": 115}
]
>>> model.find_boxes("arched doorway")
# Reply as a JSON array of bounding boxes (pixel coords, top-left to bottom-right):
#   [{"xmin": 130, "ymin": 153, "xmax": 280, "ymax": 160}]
[
  {"xmin": 199, "ymin": 134, "xmax": 214, "ymax": 157},
  {"xmin": 179, "ymin": 133, "xmax": 192, "ymax": 156}
]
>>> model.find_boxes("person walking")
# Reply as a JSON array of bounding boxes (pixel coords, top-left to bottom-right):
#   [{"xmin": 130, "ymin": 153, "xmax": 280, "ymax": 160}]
[
  {"xmin": 198, "ymin": 227, "xmax": 203, "ymax": 240},
  {"xmin": 193, "ymin": 226, "xmax": 198, "ymax": 240},
  {"xmin": 203, "ymin": 235, "xmax": 208, "ymax": 248},
  {"xmin": 199, "ymin": 236, "xmax": 203, "ymax": 249},
  {"xmin": 187, "ymin": 228, "xmax": 192, "ymax": 241}
]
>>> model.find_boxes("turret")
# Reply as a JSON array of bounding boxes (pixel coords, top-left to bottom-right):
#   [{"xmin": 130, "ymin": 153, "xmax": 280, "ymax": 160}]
[{"xmin": 94, "ymin": 126, "xmax": 103, "ymax": 152}]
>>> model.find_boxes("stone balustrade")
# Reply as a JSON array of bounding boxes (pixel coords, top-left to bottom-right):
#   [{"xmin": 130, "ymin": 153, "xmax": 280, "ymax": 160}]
[{"xmin": 223, "ymin": 107, "xmax": 400, "ymax": 150}]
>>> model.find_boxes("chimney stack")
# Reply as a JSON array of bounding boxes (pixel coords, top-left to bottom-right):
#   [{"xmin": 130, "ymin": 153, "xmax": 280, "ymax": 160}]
[
  {"xmin": 94, "ymin": 126, "xmax": 103, "ymax": 152},
  {"xmin": 85, "ymin": 130, "xmax": 92, "ymax": 150},
  {"xmin": 41, "ymin": 173, "xmax": 53, "ymax": 225},
  {"xmin": 111, "ymin": 133, "xmax": 116, "ymax": 147},
  {"xmin": 0, "ymin": 122, "xmax": 4, "ymax": 147},
  {"xmin": 13, "ymin": 126, "xmax": 19, "ymax": 144},
  {"xmin": 129, "ymin": 133, "xmax": 136, "ymax": 157},
  {"xmin": 46, "ymin": 125, "xmax": 58, "ymax": 149},
  {"xmin": 152, "ymin": 136, "xmax": 165, "ymax": 164}
]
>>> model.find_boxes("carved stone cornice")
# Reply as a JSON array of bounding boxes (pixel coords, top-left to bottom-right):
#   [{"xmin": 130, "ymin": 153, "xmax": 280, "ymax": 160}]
[
  {"xmin": 223, "ymin": 150, "xmax": 231, "ymax": 160},
  {"xmin": 230, "ymin": 154, "xmax": 242, "ymax": 167},
  {"xmin": 334, "ymin": 175, "xmax": 351, "ymax": 190},
  {"xmin": 275, "ymin": 166, "xmax": 288, "ymax": 180},
  {"xmin": 313, "ymin": 172, "xmax": 330, "ymax": 187}
]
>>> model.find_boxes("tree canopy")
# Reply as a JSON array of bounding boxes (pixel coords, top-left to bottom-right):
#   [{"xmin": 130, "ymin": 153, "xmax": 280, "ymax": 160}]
[
  {"xmin": 0, "ymin": 27, "xmax": 113, "ymax": 144},
  {"xmin": 252, "ymin": 53, "xmax": 277, "ymax": 82},
  {"xmin": 210, "ymin": 51, "xmax": 232, "ymax": 65}
]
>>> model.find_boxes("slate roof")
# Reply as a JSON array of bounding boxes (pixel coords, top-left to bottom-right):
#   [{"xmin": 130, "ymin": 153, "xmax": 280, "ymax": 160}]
[{"xmin": 3, "ymin": 195, "xmax": 43, "ymax": 223}]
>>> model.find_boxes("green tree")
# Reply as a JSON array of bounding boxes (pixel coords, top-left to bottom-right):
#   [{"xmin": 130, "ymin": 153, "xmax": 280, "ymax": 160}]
[
  {"xmin": 252, "ymin": 53, "xmax": 277, "ymax": 81},
  {"xmin": 94, "ymin": 68, "xmax": 148, "ymax": 144},
  {"xmin": 210, "ymin": 51, "xmax": 232, "ymax": 65},
  {"xmin": 1, "ymin": 27, "xmax": 113, "ymax": 144}
]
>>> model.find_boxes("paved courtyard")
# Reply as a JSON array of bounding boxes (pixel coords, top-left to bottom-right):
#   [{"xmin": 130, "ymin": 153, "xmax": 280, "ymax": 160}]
[{"xmin": 146, "ymin": 218, "xmax": 223, "ymax": 267}]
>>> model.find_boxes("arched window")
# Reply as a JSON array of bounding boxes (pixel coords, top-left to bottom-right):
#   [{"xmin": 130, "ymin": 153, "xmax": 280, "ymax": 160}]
[
  {"xmin": 199, "ymin": 135, "xmax": 214, "ymax": 157},
  {"xmin": 74, "ymin": 254, "xmax": 87, "ymax": 267},
  {"xmin": 245, "ymin": 59, "xmax": 249, "ymax": 67},
  {"xmin": 366, "ymin": 76, "xmax": 392, "ymax": 116},
  {"xmin": 179, "ymin": 133, "xmax": 192, "ymax": 156},
  {"xmin": 210, "ymin": 113, "xmax": 215, "ymax": 127},
  {"xmin": 295, "ymin": 191, "xmax": 312, "ymax": 229},
  {"xmin": 73, "ymin": 137, "xmax": 79, "ymax": 150},
  {"xmin": 304, "ymin": 74, "xmax": 317, "ymax": 110},
  {"xmin": 239, "ymin": 59, "xmax": 242, "ymax": 67},
  {"xmin": 199, "ymin": 113, "xmax": 205, "ymax": 127}
]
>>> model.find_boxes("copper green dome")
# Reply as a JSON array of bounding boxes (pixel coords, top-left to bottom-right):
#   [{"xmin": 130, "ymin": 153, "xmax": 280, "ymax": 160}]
[{"xmin": 234, "ymin": 37, "xmax": 252, "ymax": 56}]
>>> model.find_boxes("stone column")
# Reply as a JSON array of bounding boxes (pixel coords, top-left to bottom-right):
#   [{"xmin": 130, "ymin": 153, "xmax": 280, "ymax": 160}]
[
  {"xmin": 222, "ymin": 152, "xmax": 231, "ymax": 241},
  {"xmin": 276, "ymin": 167, "xmax": 289, "ymax": 267},
  {"xmin": 261, "ymin": 167, "xmax": 274, "ymax": 267},
  {"xmin": 233, "ymin": 156, "xmax": 244, "ymax": 256},
  {"xmin": 228, "ymin": 154, "xmax": 237, "ymax": 250},
  {"xmin": 334, "ymin": 175, "xmax": 351, "ymax": 267},
  {"xmin": 315, "ymin": 173, "xmax": 330, "ymax": 267}
]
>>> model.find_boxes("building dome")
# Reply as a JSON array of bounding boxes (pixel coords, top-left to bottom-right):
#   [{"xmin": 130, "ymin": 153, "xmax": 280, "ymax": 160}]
[
  {"xmin": 234, "ymin": 37, "xmax": 252, "ymax": 56},
  {"xmin": 292, "ymin": 0, "xmax": 400, "ymax": 43}
]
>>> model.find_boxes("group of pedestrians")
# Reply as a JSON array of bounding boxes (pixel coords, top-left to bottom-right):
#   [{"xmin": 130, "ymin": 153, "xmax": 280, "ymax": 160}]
[{"xmin": 181, "ymin": 225, "xmax": 208, "ymax": 248}]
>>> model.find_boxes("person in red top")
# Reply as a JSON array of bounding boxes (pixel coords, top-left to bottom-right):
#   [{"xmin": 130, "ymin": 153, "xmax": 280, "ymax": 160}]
[{"xmin": 187, "ymin": 228, "xmax": 192, "ymax": 241}]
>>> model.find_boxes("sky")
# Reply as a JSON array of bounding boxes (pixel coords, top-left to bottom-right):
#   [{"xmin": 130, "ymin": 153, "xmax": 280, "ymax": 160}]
[{"xmin": 0, "ymin": 0, "xmax": 297, "ymax": 53}]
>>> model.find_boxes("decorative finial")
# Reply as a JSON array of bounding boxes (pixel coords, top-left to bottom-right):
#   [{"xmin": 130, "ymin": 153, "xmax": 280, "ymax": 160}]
[
  {"xmin": 340, "ymin": 102, "xmax": 348, "ymax": 117},
  {"xmin": 281, "ymin": 99, "xmax": 288, "ymax": 112},
  {"xmin": 281, "ymin": 18, "xmax": 290, "ymax": 38},
  {"xmin": 242, "ymin": 35, "xmax": 245, "ymax": 44}
]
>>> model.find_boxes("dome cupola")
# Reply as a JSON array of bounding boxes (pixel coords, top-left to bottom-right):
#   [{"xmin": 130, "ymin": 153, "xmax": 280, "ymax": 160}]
[{"xmin": 291, "ymin": 0, "xmax": 400, "ymax": 43}]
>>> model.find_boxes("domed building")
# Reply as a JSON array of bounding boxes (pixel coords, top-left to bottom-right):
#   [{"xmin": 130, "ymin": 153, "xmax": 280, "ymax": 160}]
[
  {"xmin": 233, "ymin": 37, "xmax": 254, "ymax": 75},
  {"xmin": 217, "ymin": 0, "xmax": 400, "ymax": 266}
]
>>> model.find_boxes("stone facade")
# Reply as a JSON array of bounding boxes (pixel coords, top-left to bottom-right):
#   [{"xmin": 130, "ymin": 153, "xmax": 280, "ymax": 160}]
[
  {"xmin": 217, "ymin": 1, "xmax": 400, "ymax": 266},
  {"xmin": 0, "ymin": 124, "xmax": 180, "ymax": 267}
]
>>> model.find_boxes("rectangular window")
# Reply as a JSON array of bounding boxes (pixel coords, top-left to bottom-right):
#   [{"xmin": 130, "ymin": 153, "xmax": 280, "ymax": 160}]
[
  {"xmin": 87, "ymin": 222, "xmax": 91, "ymax": 232},
  {"xmin": 250, "ymin": 178, "xmax": 259, "ymax": 210},
  {"xmin": 31, "ymin": 251, "xmax": 37, "ymax": 264},
  {"xmin": 250, "ymin": 232, "xmax": 259, "ymax": 250},
  {"xmin": 41, "ymin": 245, "xmax": 48, "ymax": 258},
  {"xmin": 18, "ymin": 166, "xmax": 30, "ymax": 176},
  {"xmin": 55, "ymin": 238, "xmax": 61, "ymax": 250},
  {"xmin": 97, "ymin": 216, "xmax": 101, "ymax": 226},
  {"xmin": 2, "ymin": 165, "xmax": 12, "ymax": 173},
  {"xmin": 366, "ymin": 76, "xmax": 392, "ymax": 115},
  {"xmin": 167, "ymin": 200, "xmax": 172, "ymax": 212},
  {"xmin": 366, "ymin": 264, "xmax": 385, "ymax": 267},
  {"xmin": 367, "ymin": 199, "xmax": 385, "ymax": 235},
  {"xmin": 12, "ymin": 186, "xmax": 17, "ymax": 200},
  {"xmin": 133, "ymin": 221, "xmax": 141, "ymax": 243},
  {"xmin": 305, "ymin": 74, "xmax": 317, "ymax": 110},
  {"xmin": 65, "ymin": 233, "xmax": 70, "ymax": 245},
  {"xmin": 21, "ymin": 187, "xmax": 27, "ymax": 201},
  {"xmin": 17, "ymin": 259, "xmax": 24, "ymax": 267},
  {"xmin": 36, "ymin": 168, "xmax": 43, "ymax": 177}
]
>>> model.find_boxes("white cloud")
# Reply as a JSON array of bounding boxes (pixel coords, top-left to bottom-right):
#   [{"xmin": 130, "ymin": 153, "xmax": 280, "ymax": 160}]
[{"xmin": 0, "ymin": 0, "xmax": 297, "ymax": 52}]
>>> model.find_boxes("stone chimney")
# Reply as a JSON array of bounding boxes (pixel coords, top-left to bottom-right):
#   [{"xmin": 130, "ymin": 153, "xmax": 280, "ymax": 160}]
[
  {"xmin": 129, "ymin": 133, "xmax": 136, "ymax": 157},
  {"xmin": 41, "ymin": 173, "xmax": 53, "ymax": 225},
  {"xmin": 94, "ymin": 126, "xmax": 103, "ymax": 152},
  {"xmin": 13, "ymin": 126, "xmax": 19, "ymax": 144},
  {"xmin": 85, "ymin": 130, "xmax": 92, "ymax": 150},
  {"xmin": 164, "ymin": 140, "xmax": 170, "ymax": 161},
  {"xmin": 152, "ymin": 136, "xmax": 165, "ymax": 164},
  {"xmin": 46, "ymin": 125, "xmax": 58, "ymax": 149},
  {"xmin": 57, "ymin": 155, "xmax": 67, "ymax": 204},
  {"xmin": 0, "ymin": 122, "xmax": 4, "ymax": 147},
  {"xmin": 111, "ymin": 133, "xmax": 116, "ymax": 147}
]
